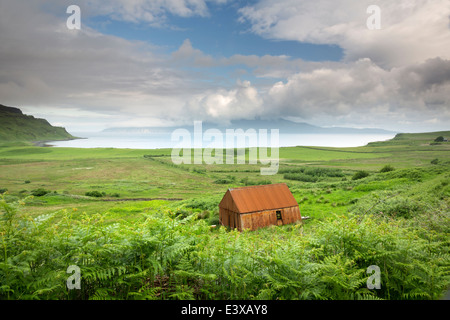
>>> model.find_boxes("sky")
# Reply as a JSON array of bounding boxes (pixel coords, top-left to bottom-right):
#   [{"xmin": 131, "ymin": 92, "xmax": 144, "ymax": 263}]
[{"xmin": 0, "ymin": 0, "xmax": 449, "ymax": 133}]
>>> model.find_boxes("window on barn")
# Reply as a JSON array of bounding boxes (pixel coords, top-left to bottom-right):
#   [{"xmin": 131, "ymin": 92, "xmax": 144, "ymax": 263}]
[{"xmin": 276, "ymin": 210, "xmax": 282, "ymax": 220}]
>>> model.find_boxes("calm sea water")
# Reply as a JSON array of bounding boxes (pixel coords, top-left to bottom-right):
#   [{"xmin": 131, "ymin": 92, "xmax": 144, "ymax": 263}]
[{"xmin": 47, "ymin": 131, "xmax": 397, "ymax": 149}]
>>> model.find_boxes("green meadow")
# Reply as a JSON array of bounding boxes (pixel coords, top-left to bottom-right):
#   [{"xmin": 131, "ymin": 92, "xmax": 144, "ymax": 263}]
[{"xmin": 0, "ymin": 132, "xmax": 449, "ymax": 300}]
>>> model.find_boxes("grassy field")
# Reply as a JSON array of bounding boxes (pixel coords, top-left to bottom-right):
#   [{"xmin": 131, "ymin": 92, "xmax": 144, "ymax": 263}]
[{"xmin": 0, "ymin": 132, "xmax": 449, "ymax": 300}]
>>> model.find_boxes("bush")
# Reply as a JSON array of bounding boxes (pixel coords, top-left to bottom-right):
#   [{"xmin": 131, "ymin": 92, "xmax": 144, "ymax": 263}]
[
  {"xmin": 214, "ymin": 175, "xmax": 236, "ymax": 184},
  {"xmin": 192, "ymin": 168, "xmax": 206, "ymax": 174},
  {"xmin": 431, "ymin": 158, "xmax": 439, "ymax": 165},
  {"xmin": 380, "ymin": 165, "xmax": 395, "ymax": 173},
  {"xmin": 197, "ymin": 210, "xmax": 210, "ymax": 220},
  {"xmin": 85, "ymin": 191, "xmax": 104, "ymax": 198},
  {"xmin": 352, "ymin": 170, "xmax": 369, "ymax": 180},
  {"xmin": 434, "ymin": 136, "xmax": 444, "ymax": 142},
  {"xmin": 214, "ymin": 179, "xmax": 233, "ymax": 184},
  {"xmin": 240, "ymin": 177, "xmax": 272, "ymax": 186},
  {"xmin": 352, "ymin": 192, "xmax": 424, "ymax": 219},
  {"xmin": 303, "ymin": 167, "xmax": 344, "ymax": 177},
  {"xmin": 208, "ymin": 213, "xmax": 220, "ymax": 226},
  {"xmin": 281, "ymin": 166, "xmax": 345, "ymax": 182},
  {"xmin": 31, "ymin": 188, "xmax": 50, "ymax": 197},
  {"xmin": 387, "ymin": 168, "xmax": 425, "ymax": 181},
  {"xmin": 24, "ymin": 180, "xmax": 31, "ymax": 184},
  {"xmin": 378, "ymin": 197, "xmax": 423, "ymax": 218},
  {"xmin": 279, "ymin": 166, "xmax": 344, "ymax": 178},
  {"xmin": 0, "ymin": 188, "xmax": 8, "ymax": 194},
  {"xmin": 283, "ymin": 173, "xmax": 318, "ymax": 182},
  {"xmin": 183, "ymin": 196, "xmax": 220, "ymax": 212}
]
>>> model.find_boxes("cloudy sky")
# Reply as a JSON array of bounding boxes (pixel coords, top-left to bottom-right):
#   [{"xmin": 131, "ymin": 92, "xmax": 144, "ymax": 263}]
[{"xmin": 1, "ymin": 0, "xmax": 449, "ymax": 132}]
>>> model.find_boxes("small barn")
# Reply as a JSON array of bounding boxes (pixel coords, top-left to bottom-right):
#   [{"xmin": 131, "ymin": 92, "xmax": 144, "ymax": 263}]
[{"xmin": 219, "ymin": 183, "xmax": 302, "ymax": 231}]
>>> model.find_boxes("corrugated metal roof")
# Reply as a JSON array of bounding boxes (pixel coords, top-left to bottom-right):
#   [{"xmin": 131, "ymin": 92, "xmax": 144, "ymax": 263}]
[{"xmin": 220, "ymin": 183, "xmax": 299, "ymax": 214}]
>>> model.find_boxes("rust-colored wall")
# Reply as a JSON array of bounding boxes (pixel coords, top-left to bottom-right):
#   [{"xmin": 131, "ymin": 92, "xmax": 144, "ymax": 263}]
[
  {"xmin": 219, "ymin": 207, "xmax": 241, "ymax": 230},
  {"xmin": 220, "ymin": 206, "xmax": 302, "ymax": 231},
  {"xmin": 280, "ymin": 206, "xmax": 302, "ymax": 225}
]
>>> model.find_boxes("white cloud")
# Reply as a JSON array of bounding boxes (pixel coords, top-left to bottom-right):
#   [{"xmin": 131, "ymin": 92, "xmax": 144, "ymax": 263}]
[
  {"xmin": 238, "ymin": 0, "xmax": 450, "ymax": 68},
  {"xmin": 264, "ymin": 57, "xmax": 450, "ymax": 130},
  {"xmin": 182, "ymin": 79, "xmax": 264, "ymax": 124}
]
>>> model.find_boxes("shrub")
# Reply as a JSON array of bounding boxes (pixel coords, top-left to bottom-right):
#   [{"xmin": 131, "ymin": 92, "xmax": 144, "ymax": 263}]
[
  {"xmin": 387, "ymin": 168, "xmax": 424, "ymax": 181},
  {"xmin": 192, "ymin": 168, "xmax": 206, "ymax": 174},
  {"xmin": 378, "ymin": 197, "xmax": 423, "ymax": 218},
  {"xmin": 283, "ymin": 173, "xmax": 318, "ymax": 182},
  {"xmin": 352, "ymin": 170, "xmax": 369, "ymax": 180},
  {"xmin": 208, "ymin": 213, "xmax": 220, "ymax": 226},
  {"xmin": 85, "ymin": 191, "xmax": 103, "ymax": 198},
  {"xmin": 24, "ymin": 180, "xmax": 31, "ymax": 184},
  {"xmin": 214, "ymin": 178, "xmax": 233, "ymax": 184},
  {"xmin": 303, "ymin": 167, "xmax": 344, "ymax": 177},
  {"xmin": 31, "ymin": 188, "xmax": 50, "ymax": 197},
  {"xmin": 214, "ymin": 175, "xmax": 236, "ymax": 184},
  {"xmin": 352, "ymin": 192, "xmax": 424, "ymax": 219},
  {"xmin": 0, "ymin": 188, "xmax": 8, "ymax": 194},
  {"xmin": 279, "ymin": 166, "xmax": 344, "ymax": 178},
  {"xmin": 380, "ymin": 165, "xmax": 395, "ymax": 173},
  {"xmin": 183, "ymin": 196, "xmax": 220, "ymax": 212},
  {"xmin": 240, "ymin": 177, "xmax": 272, "ymax": 186},
  {"xmin": 434, "ymin": 136, "xmax": 444, "ymax": 142},
  {"xmin": 174, "ymin": 208, "xmax": 191, "ymax": 218},
  {"xmin": 281, "ymin": 166, "xmax": 345, "ymax": 183},
  {"xmin": 197, "ymin": 210, "xmax": 210, "ymax": 220},
  {"xmin": 431, "ymin": 158, "xmax": 439, "ymax": 165},
  {"xmin": 278, "ymin": 167, "xmax": 305, "ymax": 174}
]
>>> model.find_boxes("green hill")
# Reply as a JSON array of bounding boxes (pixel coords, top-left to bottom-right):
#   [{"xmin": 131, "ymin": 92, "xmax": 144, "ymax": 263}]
[{"xmin": 0, "ymin": 104, "xmax": 77, "ymax": 142}]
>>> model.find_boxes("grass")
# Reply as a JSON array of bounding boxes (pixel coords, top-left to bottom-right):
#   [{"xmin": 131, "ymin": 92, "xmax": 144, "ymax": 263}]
[
  {"xmin": 1, "ymin": 132, "xmax": 449, "ymax": 222},
  {"xmin": 0, "ymin": 131, "xmax": 449, "ymax": 300}
]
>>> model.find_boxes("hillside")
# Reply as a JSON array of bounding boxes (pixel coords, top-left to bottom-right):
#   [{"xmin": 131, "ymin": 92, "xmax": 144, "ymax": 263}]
[
  {"xmin": 365, "ymin": 131, "xmax": 450, "ymax": 149},
  {"xmin": 0, "ymin": 104, "xmax": 76, "ymax": 142}
]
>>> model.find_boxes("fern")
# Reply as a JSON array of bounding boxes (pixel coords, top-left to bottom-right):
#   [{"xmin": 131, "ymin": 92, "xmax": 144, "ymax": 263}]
[{"xmin": 1, "ymin": 186, "xmax": 448, "ymax": 300}]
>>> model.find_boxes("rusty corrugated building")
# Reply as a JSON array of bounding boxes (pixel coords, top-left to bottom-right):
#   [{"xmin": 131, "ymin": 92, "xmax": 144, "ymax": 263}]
[{"xmin": 219, "ymin": 183, "xmax": 302, "ymax": 231}]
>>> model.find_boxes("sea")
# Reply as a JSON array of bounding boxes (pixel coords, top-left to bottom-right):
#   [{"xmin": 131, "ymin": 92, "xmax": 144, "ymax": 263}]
[{"xmin": 46, "ymin": 131, "xmax": 397, "ymax": 149}]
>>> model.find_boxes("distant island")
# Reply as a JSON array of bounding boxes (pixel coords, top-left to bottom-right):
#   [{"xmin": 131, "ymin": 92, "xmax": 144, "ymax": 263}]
[
  {"xmin": 0, "ymin": 104, "xmax": 77, "ymax": 143},
  {"xmin": 0, "ymin": 103, "xmax": 396, "ymax": 148},
  {"xmin": 102, "ymin": 118, "xmax": 396, "ymax": 135}
]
